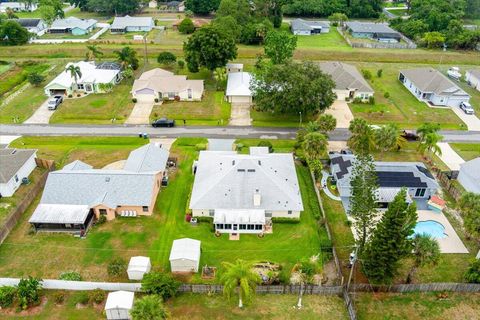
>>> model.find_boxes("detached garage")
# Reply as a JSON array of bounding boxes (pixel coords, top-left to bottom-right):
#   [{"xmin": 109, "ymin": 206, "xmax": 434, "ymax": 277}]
[
  {"xmin": 105, "ymin": 291, "xmax": 134, "ymax": 320},
  {"xmin": 225, "ymin": 72, "xmax": 253, "ymax": 104},
  {"xmin": 169, "ymin": 238, "xmax": 201, "ymax": 273},
  {"xmin": 127, "ymin": 256, "xmax": 151, "ymax": 280}
]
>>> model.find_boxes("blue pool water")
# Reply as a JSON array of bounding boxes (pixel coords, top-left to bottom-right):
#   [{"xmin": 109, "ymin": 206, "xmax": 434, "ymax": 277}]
[{"xmin": 413, "ymin": 220, "xmax": 446, "ymax": 239}]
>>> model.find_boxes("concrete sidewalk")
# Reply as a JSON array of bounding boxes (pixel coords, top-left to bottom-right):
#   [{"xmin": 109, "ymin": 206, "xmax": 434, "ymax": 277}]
[{"xmin": 437, "ymin": 142, "xmax": 465, "ymax": 171}]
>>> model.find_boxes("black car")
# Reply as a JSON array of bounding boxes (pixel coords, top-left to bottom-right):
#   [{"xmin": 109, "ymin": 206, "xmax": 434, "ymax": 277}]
[
  {"xmin": 401, "ymin": 130, "xmax": 419, "ymax": 141},
  {"xmin": 152, "ymin": 118, "xmax": 175, "ymax": 128}
]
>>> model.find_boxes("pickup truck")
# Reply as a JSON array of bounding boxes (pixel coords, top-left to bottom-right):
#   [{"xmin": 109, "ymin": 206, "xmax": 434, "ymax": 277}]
[{"xmin": 47, "ymin": 95, "xmax": 63, "ymax": 110}]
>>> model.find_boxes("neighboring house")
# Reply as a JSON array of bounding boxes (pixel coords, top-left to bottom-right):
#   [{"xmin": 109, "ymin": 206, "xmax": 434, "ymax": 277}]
[
  {"xmin": 172, "ymin": 18, "xmax": 208, "ymax": 30},
  {"xmin": 225, "ymin": 72, "xmax": 253, "ymax": 104},
  {"xmin": 290, "ymin": 18, "xmax": 330, "ymax": 35},
  {"xmin": 111, "ymin": 16, "xmax": 154, "ymax": 33},
  {"xmin": 169, "ymin": 238, "xmax": 201, "ymax": 272},
  {"xmin": 148, "ymin": 0, "xmax": 157, "ymax": 8},
  {"xmin": 13, "ymin": 18, "xmax": 47, "ymax": 35},
  {"xmin": 28, "ymin": 143, "xmax": 169, "ymax": 234},
  {"xmin": 44, "ymin": 61, "xmax": 122, "ymax": 96},
  {"xmin": 399, "ymin": 68, "xmax": 471, "ymax": 107},
  {"xmin": 319, "ymin": 61, "xmax": 374, "ymax": 101},
  {"xmin": 329, "ymin": 153, "xmax": 439, "ymax": 211},
  {"xmin": 189, "ymin": 147, "xmax": 304, "ymax": 235},
  {"xmin": 226, "ymin": 63, "xmax": 243, "ymax": 73},
  {"xmin": 346, "ymin": 21, "xmax": 401, "ymax": 43},
  {"xmin": 49, "ymin": 17, "xmax": 97, "ymax": 35},
  {"xmin": 0, "ymin": 2, "xmax": 37, "ymax": 12},
  {"xmin": 0, "ymin": 148, "xmax": 37, "ymax": 198},
  {"xmin": 132, "ymin": 68, "xmax": 204, "ymax": 102},
  {"xmin": 466, "ymin": 69, "xmax": 480, "ymax": 92},
  {"xmin": 457, "ymin": 157, "xmax": 480, "ymax": 194},
  {"xmin": 165, "ymin": 1, "xmax": 185, "ymax": 12}
]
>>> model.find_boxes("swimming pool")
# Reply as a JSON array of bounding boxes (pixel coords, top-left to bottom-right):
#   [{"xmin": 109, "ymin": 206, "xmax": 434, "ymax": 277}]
[{"xmin": 413, "ymin": 220, "xmax": 447, "ymax": 239}]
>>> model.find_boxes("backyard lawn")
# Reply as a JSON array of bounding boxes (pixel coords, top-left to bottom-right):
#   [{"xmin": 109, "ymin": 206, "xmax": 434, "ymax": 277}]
[
  {"xmin": 39, "ymin": 28, "xmax": 101, "ymax": 40},
  {"xmin": 355, "ymin": 292, "xmax": 480, "ymax": 320},
  {"xmin": 0, "ymin": 137, "xmax": 329, "ymax": 282},
  {"xmin": 49, "ymin": 83, "xmax": 135, "ymax": 124},
  {"xmin": 350, "ymin": 63, "xmax": 466, "ymax": 130},
  {"xmin": 449, "ymin": 143, "xmax": 480, "ymax": 161}
]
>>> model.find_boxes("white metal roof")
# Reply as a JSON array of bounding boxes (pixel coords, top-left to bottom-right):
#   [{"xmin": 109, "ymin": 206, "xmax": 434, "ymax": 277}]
[
  {"xmin": 127, "ymin": 256, "xmax": 151, "ymax": 272},
  {"xmin": 50, "ymin": 17, "xmax": 97, "ymax": 30},
  {"xmin": 169, "ymin": 238, "xmax": 201, "ymax": 262},
  {"xmin": 29, "ymin": 204, "xmax": 90, "ymax": 224},
  {"xmin": 105, "ymin": 291, "xmax": 134, "ymax": 310},
  {"xmin": 226, "ymin": 72, "xmax": 252, "ymax": 97},
  {"xmin": 214, "ymin": 209, "xmax": 265, "ymax": 224},
  {"xmin": 111, "ymin": 15, "xmax": 154, "ymax": 29}
]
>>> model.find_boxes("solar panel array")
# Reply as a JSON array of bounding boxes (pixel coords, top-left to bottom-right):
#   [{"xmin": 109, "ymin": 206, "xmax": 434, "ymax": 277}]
[{"xmin": 376, "ymin": 171, "xmax": 427, "ymax": 188}]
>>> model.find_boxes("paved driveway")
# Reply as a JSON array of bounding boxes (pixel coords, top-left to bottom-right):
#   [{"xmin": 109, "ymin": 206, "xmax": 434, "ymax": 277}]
[
  {"xmin": 24, "ymin": 98, "xmax": 54, "ymax": 124},
  {"xmin": 230, "ymin": 103, "xmax": 251, "ymax": 126},
  {"xmin": 125, "ymin": 102, "xmax": 156, "ymax": 125},
  {"xmin": 437, "ymin": 142, "xmax": 465, "ymax": 171},
  {"xmin": 325, "ymin": 100, "xmax": 354, "ymax": 128},
  {"xmin": 451, "ymin": 106, "xmax": 480, "ymax": 131}
]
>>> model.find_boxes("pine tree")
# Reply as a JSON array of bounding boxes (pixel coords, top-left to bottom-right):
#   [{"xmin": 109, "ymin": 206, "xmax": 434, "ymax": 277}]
[
  {"xmin": 362, "ymin": 188, "xmax": 418, "ymax": 284},
  {"xmin": 348, "ymin": 153, "xmax": 379, "ymax": 253}
]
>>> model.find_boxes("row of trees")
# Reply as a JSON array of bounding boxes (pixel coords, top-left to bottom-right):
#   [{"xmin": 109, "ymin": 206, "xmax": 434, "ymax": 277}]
[
  {"xmin": 68, "ymin": 0, "xmax": 140, "ymax": 15},
  {"xmin": 283, "ymin": 0, "xmax": 383, "ymax": 19}
]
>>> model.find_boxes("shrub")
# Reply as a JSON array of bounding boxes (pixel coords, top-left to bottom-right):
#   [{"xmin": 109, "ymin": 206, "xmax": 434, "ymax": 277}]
[
  {"xmin": 361, "ymin": 69, "xmax": 372, "ymax": 80},
  {"xmin": 154, "ymin": 98, "xmax": 159, "ymax": 103},
  {"xmin": 157, "ymin": 52, "xmax": 177, "ymax": 65},
  {"xmin": 271, "ymin": 217, "xmax": 300, "ymax": 224},
  {"xmin": 141, "ymin": 272, "xmax": 180, "ymax": 300},
  {"xmin": 72, "ymin": 291, "xmax": 89, "ymax": 305},
  {"xmin": 132, "ymin": 98, "xmax": 137, "ymax": 103},
  {"xmin": 195, "ymin": 143, "xmax": 207, "ymax": 151},
  {"xmin": 27, "ymin": 72, "xmax": 45, "ymax": 86},
  {"xmin": 59, "ymin": 271, "xmax": 82, "ymax": 281},
  {"xmin": 0, "ymin": 286, "xmax": 17, "ymax": 308},
  {"xmin": 257, "ymin": 140, "xmax": 274, "ymax": 153},
  {"xmin": 177, "ymin": 60, "xmax": 185, "ymax": 69},
  {"xmin": 353, "ymin": 97, "xmax": 363, "ymax": 104},
  {"xmin": 96, "ymin": 215, "xmax": 107, "ymax": 225},
  {"xmin": 236, "ymin": 143, "xmax": 244, "ymax": 151},
  {"xmin": 464, "ymin": 259, "xmax": 480, "ymax": 283},
  {"xmin": 185, "ymin": 10, "xmax": 193, "ymax": 17},
  {"xmin": 16, "ymin": 276, "xmax": 42, "ymax": 310},
  {"xmin": 196, "ymin": 216, "xmax": 213, "ymax": 223},
  {"xmin": 368, "ymin": 96, "xmax": 375, "ymax": 105},
  {"xmin": 53, "ymin": 291, "xmax": 66, "ymax": 304},
  {"xmin": 377, "ymin": 69, "xmax": 383, "ymax": 78},
  {"xmin": 384, "ymin": 92, "xmax": 390, "ymax": 98},
  {"xmin": 178, "ymin": 18, "xmax": 195, "ymax": 34},
  {"xmin": 88, "ymin": 289, "xmax": 105, "ymax": 304},
  {"xmin": 107, "ymin": 258, "xmax": 127, "ymax": 277}
]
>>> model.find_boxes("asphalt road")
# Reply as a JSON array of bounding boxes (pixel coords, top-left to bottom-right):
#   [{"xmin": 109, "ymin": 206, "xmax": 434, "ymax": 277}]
[{"xmin": 1, "ymin": 124, "xmax": 480, "ymax": 143}]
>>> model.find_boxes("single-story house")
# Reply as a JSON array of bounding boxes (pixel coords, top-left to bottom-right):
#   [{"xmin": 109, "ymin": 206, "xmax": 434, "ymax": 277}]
[
  {"xmin": 399, "ymin": 68, "xmax": 471, "ymax": 107},
  {"xmin": 105, "ymin": 291, "xmax": 134, "ymax": 320},
  {"xmin": 127, "ymin": 256, "xmax": 151, "ymax": 280},
  {"xmin": 132, "ymin": 68, "xmax": 204, "ymax": 102},
  {"xmin": 190, "ymin": 147, "xmax": 304, "ymax": 235},
  {"xmin": 226, "ymin": 63, "xmax": 243, "ymax": 73},
  {"xmin": 0, "ymin": 148, "xmax": 37, "ymax": 197},
  {"xmin": 149, "ymin": 0, "xmax": 157, "ymax": 8},
  {"xmin": 319, "ymin": 61, "xmax": 374, "ymax": 101},
  {"xmin": 111, "ymin": 16, "xmax": 154, "ymax": 33},
  {"xmin": 44, "ymin": 61, "xmax": 121, "ymax": 96},
  {"xmin": 28, "ymin": 143, "xmax": 169, "ymax": 234},
  {"xmin": 225, "ymin": 72, "xmax": 253, "ymax": 104},
  {"xmin": 165, "ymin": 1, "xmax": 185, "ymax": 12},
  {"xmin": 0, "ymin": 1, "xmax": 37, "ymax": 12},
  {"xmin": 13, "ymin": 18, "xmax": 47, "ymax": 35},
  {"xmin": 458, "ymin": 157, "xmax": 480, "ymax": 194},
  {"xmin": 49, "ymin": 17, "xmax": 97, "ymax": 35},
  {"xmin": 169, "ymin": 238, "xmax": 201, "ymax": 273},
  {"xmin": 329, "ymin": 153, "xmax": 439, "ymax": 211},
  {"xmin": 291, "ymin": 18, "xmax": 330, "ymax": 35},
  {"xmin": 346, "ymin": 21, "xmax": 402, "ymax": 43},
  {"xmin": 466, "ymin": 69, "xmax": 480, "ymax": 92},
  {"xmin": 172, "ymin": 18, "xmax": 208, "ymax": 30}
]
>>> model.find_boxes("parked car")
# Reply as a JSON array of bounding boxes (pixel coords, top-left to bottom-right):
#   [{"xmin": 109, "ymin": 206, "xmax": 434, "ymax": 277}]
[
  {"xmin": 152, "ymin": 118, "xmax": 175, "ymax": 127},
  {"xmin": 460, "ymin": 101, "xmax": 475, "ymax": 115},
  {"xmin": 47, "ymin": 95, "xmax": 63, "ymax": 110},
  {"xmin": 402, "ymin": 130, "xmax": 419, "ymax": 141},
  {"xmin": 340, "ymin": 149, "xmax": 353, "ymax": 155}
]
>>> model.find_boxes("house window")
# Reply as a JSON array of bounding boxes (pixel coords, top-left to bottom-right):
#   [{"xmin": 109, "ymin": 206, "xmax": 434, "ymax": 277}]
[
  {"xmin": 208, "ymin": 209, "xmax": 214, "ymax": 217},
  {"xmin": 99, "ymin": 209, "xmax": 107, "ymax": 215},
  {"xmin": 168, "ymin": 92, "xmax": 175, "ymax": 98},
  {"xmin": 216, "ymin": 224, "xmax": 224, "ymax": 229},
  {"xmin": 142, "ymin": 206, "xmax": 149, "ymax": 212},
  {"xmin": 265, "ymin": 211, "xmax": 272, "ymax": 217},
  {"xmin": 247, "ymin": 224, "xmax": 254, "ymax": 230},
  {"xmin": 77, "ymin": 84, "xmax": 85, "ymax": 90},
  {"xmin": 239, "ymin": 224, "xmax": 246, "ymax": 230},
  {"xmin": 288, "ymin": 210, "xmax": 292, "ymax": 215},
  {"xmin": 415, "ymin": 188, "xmax": 426, "ymax": 197},
  {"xmin": 255, "ymin": 225, "xmax": 263, "ymax": 230},
  {"xmin": 14, "ymin": 175, "xmax": 19, "ymax": 182},
  {"xmin": 225, "ymin": 224, "xmax": 232, "ymax": 229}
]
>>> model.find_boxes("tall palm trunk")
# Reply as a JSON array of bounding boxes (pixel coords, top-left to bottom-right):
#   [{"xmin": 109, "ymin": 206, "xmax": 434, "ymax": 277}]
[
  {"xmin": 238, "ymin": 289, "xmax": 243, "ymax": 308},
  {"xmin": 406, "ymin": 265, "xmax": 417, "ymax": 284},
  {"xmin": 297, "ymin": 281, "xmax": 304, "ymax": 308}
]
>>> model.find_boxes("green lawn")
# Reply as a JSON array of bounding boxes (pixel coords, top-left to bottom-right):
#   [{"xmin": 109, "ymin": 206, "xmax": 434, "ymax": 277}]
[
  {"xmin": 449, "ymin": 143, "xmax": 480, "ymax": 161},
  {"xmin": 0, "ymin": 137, "xmax": 329, "ymax": 282},
  {"xmin": 0, "ymin": 62, "xmax": 11, "ymax": 75},
  {"xmin": 296, "ymin": 29, "xmax": 353, "ymax": 52},
  {"xmin": 234, "ymin": 139, "xmax": 297, "ymax": 153},
  {"xmin": 355, "ymin": 292, "xmax": 480, "ymax": 320},
  {"xmin": 251, "ymin": 109, "xmax": 315, "ymax": 127},
  {"xmin": 350, "ymin": 63, "xmax": 466, "ymax": 130},
  {"xmin": 385, "ymin": 8, "xmax": 409, "ymax": 16},
  {"xmin": 39, "ymin": 28, "xmax": 101, "ymax": 40},
  {"xmin": 0, "ymin": 62, "xmax": 49, "ymax": 98}
]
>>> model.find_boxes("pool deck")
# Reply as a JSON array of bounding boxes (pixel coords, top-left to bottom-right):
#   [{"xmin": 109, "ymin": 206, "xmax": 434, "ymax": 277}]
[{"xmin": 417, "ymin": 210, "xmax": 469, "ymax": 254}]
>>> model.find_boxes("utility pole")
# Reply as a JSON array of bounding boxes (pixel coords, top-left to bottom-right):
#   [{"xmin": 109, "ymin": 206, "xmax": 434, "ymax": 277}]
[{"xmin": 143, "ymin": 34, "xmax": 148, "ymax": 73}]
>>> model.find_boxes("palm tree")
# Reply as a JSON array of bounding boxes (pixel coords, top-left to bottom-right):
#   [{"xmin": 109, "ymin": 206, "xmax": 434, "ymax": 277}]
[
  {"xmin": 85, "ymin": 45, "xmax": 103, "ymax": 62},
  {"xmin": 130, "ymin": 295, "xmax": 168, "ymax": 320},
  {"xmin": 302, "ymin": 132, "xmax": 328, "ymax": 164},
  {"xmin": 220, "ymin": 259, "xmax": 261, "ymax": 308},
  {"xmin": 418, "ymin": 132, "xmax": 443, "ymax": 156},
  {"xmin": 374, "ymin": 124, "xmax": 406, "ymax": 153},
  {"xmin": 114, "ymin": 46, "xmax": 139, "ymax": 70},
  {"xmin": 406, "ymin": 234, "xmax": 440, "ymax": 283},
  {"xmin": 416, "ymin": 123, "xmax": 440, "ymax": 141},
  {"xmin": 65, "ymin": 65, "xmax": 82, "ymax": 91},
  {"xmin": 348, "ymin": 118, "xmax": 375, "ymax": 155},
  {"xmin": 317, "ymin": 113, "xmax": 336, "ymax": 134},
  {"xmin": 291, "ymin": 258, "xmax": 317, "ymax": 308}
]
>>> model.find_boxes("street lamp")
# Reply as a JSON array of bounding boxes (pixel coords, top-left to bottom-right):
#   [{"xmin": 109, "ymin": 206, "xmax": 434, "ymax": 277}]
[{"xmin": 299, "ymin": 111, "xmax": 302, "ymax": 128}]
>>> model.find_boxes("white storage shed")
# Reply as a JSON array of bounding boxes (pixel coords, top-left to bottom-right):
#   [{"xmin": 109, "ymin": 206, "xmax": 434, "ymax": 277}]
[
  {"xmin": 105, "ymin": 291, "xmax": 134, "ymax": 320},
  {"xmin": 127, "ymin": 256, "xmax": 152, "ymax": 280},
  {"xmin": 169, "ymin": 238, "xmax": 201, "ymax": 273}
]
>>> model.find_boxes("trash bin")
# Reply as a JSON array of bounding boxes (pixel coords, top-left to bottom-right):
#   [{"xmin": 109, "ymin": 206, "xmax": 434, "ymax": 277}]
[
  {"xmin": 143, "ymin": 133, "xmax": 148, "ymax": 139},
  {"xmin": 138, "ymin": 133, "xmax": 143, "ymax": 138}
]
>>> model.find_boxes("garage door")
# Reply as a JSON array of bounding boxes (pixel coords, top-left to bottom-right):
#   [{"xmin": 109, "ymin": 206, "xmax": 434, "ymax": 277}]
[
  {"xmin": 135, "ymin": 93, "xmax": 155, "ymax": 103},
  {"xmin": 447, "ymin": 97, "xmax": 469, "ymax": 108},
  {"xmin": 231, "ymin": 95, "xmax": 251, "ymax": 104}
]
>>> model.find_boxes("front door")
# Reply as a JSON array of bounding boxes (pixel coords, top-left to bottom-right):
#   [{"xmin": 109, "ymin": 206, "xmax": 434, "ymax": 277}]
[{"xmin": 233, "ymin": 224, "xmax": 238, "ymax": 231}]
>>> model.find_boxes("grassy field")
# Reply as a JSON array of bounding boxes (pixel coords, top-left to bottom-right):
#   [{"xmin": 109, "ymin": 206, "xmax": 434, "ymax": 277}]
[
  {"xmin": 0, "ymin": 137, "xmax": 329, "ymax": 282},
  {"xmin": 49, "ymin": 83, "xmax": 135, "ymax": 124},
  {"xmin": 355, "ymin": 292, "xmax": 480, "ymax": 320},
  {"xmin": 350, "ymin": 63, "xmax": 466, "ymax": 130},
  {"xmin": 0, "ymin": 62, "xmax": 11, "ymax": 75},
  {"xmin": 386, "ymin": 8, "xmax": 409, "ymax": 16},
  {"xmin": 449, "ymin": 143, "xmax": 480, "ymax": 161},
  {"xmin": 0, "ymin": 62, "xmax": 49, "ymax": 98},
  {"xmin": 64, "ymin": 7, "xmax": 111, "ymax": 21}
]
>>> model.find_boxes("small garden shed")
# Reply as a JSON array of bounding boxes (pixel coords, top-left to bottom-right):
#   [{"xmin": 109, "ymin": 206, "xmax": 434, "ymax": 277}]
[
  {"xmin": 169, "ymin": 238, "xmax": 201, "ymax": 273},
  {"xmin": 127, "ymin": 256, "xmax": 152, "ymax": 280},
  {"xmin": 105, "ymin": 291, "xmax": 134, "ymax": 320}
]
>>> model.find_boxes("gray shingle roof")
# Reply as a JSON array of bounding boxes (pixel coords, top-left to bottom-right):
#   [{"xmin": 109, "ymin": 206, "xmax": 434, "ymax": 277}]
[
  {"xmin": 460, "ymin": 157, "xmax": 480, "ymax": 180},
  {"xmin": 189, "ymin": 149, "xmax": 304, "ymax": 211},
  {"xmin": 14, "ymin": 18, "xmax": 43, "ymax": 28},
  {"xmin": 0, "ymin": 148, "xmax": 36, "ymax": 183},
  {"xmin": 291, "ymin": 19, "xmax": 329, "ymax": 32},
  {"xmin": 50, "ymin": 17, "xmax": 97, "ymax": 30},
  {"xmin": 400, "ymin": 68, "xmax": 469, "ymax": 96},
  {"xmin": 124, "ymin": 143, "xmax": 168, "ymax": 172},
  {"xmin": 346, "ymin": 21, "xmax": 399, "ymax": 35},
  {"xmin": 111, "ymin": 15, "xmax": 153, "ymax": 29},
  {"xmin": 319, "ymin": 61, "xmax": 374, "ymax": 93}
]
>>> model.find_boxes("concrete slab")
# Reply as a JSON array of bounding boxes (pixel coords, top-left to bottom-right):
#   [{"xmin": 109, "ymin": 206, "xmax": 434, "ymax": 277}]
[
  {"xmin": 451, "ymin": 106, "xmax": 480, "ymax": 131},
  {"xmin": 24, "ymin": 98, "xmax": 54, "ymax": 124},
  {"xmin": 125, "ymin": 102, "xmax": 156, "ymax": 125},
  {"xmin": 325, "ymin": 100, "xmax": 354, "ymax": 129},
  {"xmin": 327, "ymin": 141, "xmax": 348, "ymax": 152},
  {"xmin": 437, "ymin": 142, "xmax": 465, "ymax": 171},
  {"xmin": 208, "ymin": 139, "xmax": 235, "ymax": 151},
  {"xmin": 230, "ymin": 103, "xmax": 251, "ymax": 126},
  {"xmin": 149, "ymin": 138, "xmax": 175, "ymax": 151},
  {"xmin": 102, "ymin": 160, "xmax": 126, "ymax": 170}
]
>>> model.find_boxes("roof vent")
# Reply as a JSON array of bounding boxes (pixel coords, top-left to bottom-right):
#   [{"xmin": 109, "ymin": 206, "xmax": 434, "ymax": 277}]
[
  {"xmin": 247, "ymin": 169, "xmax": 255, "ymax": 172},
  {"xmin": 105, "ymin": 177, "xmax": 110, "ymax": 182},
  {"xmin": 237, "ymin": 169, "xmax": 245, "ymax": 172},
  {"xmin": 253, "ymin": 189, "xmax": 261, "ymax": 206},
  {"xmin": 232, "ymin": 160, "xmax": 235, "ymax": 166},
  {"xmin": 258, "ymin": 160, "xmax": 261, "ymax": 165}
]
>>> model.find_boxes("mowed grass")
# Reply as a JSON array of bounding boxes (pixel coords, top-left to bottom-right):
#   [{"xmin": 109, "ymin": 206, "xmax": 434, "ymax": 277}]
[
  {"xmin": 355, "ymin": 292, "xmax": 480, "ymax": 320},
  {"xmin": 350, "ymin": 63, "xmax": 466, "ymax": 130},
  {"xmin": 49, "ymin": 83, "xmax": 135, "ymax": 124},
  {"xmin": 449, "ymin": 143, "xmax": 480, "ymax": 161},
  {"xmin": 0, "ymin": 137, "xmax": 328, "ymax": 282},
  {"xmin": 296, "ymin": 30, "xmax": 352, "ymax": 52},
  {"xmin": 251, "ymin": 109, "xmax": 316, "ymax": 127},
  {"xmin": 39, "ymin": 28, "xmax": 101, "ymax": 40}
]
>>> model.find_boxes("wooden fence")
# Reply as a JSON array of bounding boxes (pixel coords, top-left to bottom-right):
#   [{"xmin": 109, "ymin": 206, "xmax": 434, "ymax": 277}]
[
  {"xmin": 0, "ymin": 159, "xmax": 54, "ymax": 245},
  {"xmin": 177, "ymin": 284, "xmax": 343, "ymax": 295},
  {"xmin": 351, "ymin": 283, "xmax": 480, "ymax": 293}
]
